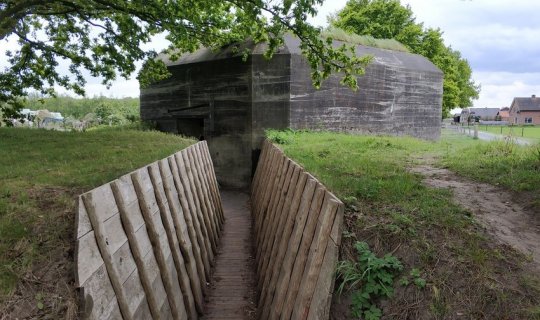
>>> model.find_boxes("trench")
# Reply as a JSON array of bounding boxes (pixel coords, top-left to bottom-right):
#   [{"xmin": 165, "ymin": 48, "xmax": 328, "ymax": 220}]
[
  {"xmin": 201, "ymin": 191, "xmax": 257, "ymax": 319},
  {"xmin": 75, "ymin": 140, "xmax": 343, "ymax": 320}
]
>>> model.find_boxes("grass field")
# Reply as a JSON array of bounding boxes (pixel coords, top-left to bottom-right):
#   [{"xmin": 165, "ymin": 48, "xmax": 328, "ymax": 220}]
[
  {"xmin": 0, "ymin": 127, "xmax": 194, "ymax": 318},
  {"xmin": 269, "ymin": 129, "xmax": 540, "ymax": 319},
  {"xmin": 477, "ymin": 125, "xmax": 540, "ymax": 142}
]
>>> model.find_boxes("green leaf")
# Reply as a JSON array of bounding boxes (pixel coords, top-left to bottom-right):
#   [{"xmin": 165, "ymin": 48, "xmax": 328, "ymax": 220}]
[{"xmin": 414, "ymin": 277, "xmax": 427, "ymax": 288}]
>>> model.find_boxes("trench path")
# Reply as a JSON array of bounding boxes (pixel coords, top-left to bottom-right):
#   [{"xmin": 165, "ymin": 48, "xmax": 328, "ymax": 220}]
[{"xmin": 202, "ymin": 191, "xmax": 257, "ymax": 319}]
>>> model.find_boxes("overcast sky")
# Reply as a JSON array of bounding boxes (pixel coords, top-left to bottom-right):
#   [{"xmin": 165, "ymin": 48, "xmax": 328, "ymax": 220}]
[{"xmin": 2, "ymin": 0, "xmax": 539, "ymax": 109}]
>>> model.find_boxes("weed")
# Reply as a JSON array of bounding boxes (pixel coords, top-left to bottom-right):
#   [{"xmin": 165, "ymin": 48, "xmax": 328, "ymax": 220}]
[
  {"xmin": 399, "ymin": 268, "xmax": 426, "ymax": 288},
  {"xmin": 337, "ymin": 241, "xmax": 403, "ymax": 319},
  {"xmin": 265, "ymin": 129, "xmax": 298, "ymax": 145},
  {"xmin": 430, "ymin": 285, "xmax": 448, "ymax": 318}
]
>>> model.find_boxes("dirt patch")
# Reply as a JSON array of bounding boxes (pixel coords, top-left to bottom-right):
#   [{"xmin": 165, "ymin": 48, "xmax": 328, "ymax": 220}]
[
  {"xmin": 0, "ymin": 187, "xmax": 80, "ymax": 320},
  {"xmin": 411, "ymin": 163, "xmax": 540, "ymax": 268}
]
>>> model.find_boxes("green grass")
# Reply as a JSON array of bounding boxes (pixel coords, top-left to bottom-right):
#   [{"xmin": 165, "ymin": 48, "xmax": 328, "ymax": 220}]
[
  {"xmin": 441, "ymin": 132, "xmax": 540, "ymax": 193},
  {"xmin": 321, "ymin": 27, "xmax": 410, "ymax": 52},
  {"xmin": 0, "ymin": 127, "xmax": 195, "ymax": 317},
  {"xmin": 268, "ymin": 129, "xmax": 540, "ymax": 319},
  {"xmin": 477, "ymin": 125, "xmax": 540, "ymax": 142}
]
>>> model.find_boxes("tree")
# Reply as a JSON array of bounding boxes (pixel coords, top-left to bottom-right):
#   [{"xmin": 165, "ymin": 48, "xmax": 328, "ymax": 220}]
[
  {"xmin": 332, "ymin": 0, "xmax": 480, "ymax": 117},
  {"xmin": 0, "ymin": 0, "xmax": 372, "ymax": 121}
]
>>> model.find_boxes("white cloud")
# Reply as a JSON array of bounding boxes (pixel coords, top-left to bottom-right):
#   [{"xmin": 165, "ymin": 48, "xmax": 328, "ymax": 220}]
[{"xmin": 473, "ymin": 71, "xmax": 540, "ymax": 107}]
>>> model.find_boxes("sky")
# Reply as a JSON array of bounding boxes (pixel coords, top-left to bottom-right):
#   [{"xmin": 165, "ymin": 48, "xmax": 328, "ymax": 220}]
[{"xmin": 2, "ymin": 0, "xmax": 539, "ymax": 110}]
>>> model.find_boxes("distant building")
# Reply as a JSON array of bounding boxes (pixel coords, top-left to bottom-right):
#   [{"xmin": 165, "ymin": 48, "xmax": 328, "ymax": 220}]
[
  {"xmin": 460, "ymin": 107, "xmax": 500, "ymax": 123},
  {"xmin": 509, "ymin": 95, "xmax": 540, "ymax": 125},
  {"xmin": 497, "ymin": 107, "xmax": 510, "ymax": 122}
]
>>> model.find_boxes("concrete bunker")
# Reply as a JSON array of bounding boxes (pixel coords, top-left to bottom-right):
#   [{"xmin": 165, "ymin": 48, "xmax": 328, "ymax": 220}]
[{"xmin": 140, "ymin": 35, "xmax": 443, "ymax": 189}]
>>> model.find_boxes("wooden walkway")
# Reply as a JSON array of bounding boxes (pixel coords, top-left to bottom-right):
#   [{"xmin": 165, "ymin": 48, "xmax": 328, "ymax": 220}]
[{"xmin": 202, "ymin": 191, "xmax": 257, "ymax": 319}]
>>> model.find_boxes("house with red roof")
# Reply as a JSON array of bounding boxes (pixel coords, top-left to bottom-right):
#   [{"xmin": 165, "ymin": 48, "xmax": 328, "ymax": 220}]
[{"xmin": 509, "ymin": 95, "xmax": 540, "ymax": 124}]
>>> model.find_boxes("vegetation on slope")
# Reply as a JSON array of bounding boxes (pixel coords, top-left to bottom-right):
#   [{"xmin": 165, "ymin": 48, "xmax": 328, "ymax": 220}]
[
  {"xmin": 268, "ymin": 129, "xmax": 540, "ymax": 319},
  {"xmin": 321, "ymin": 27, "xmax": 410, "ymax": 52},
  {"xmin": 0, "ymin": 127, "xmax": 195, "ymax": 318}
]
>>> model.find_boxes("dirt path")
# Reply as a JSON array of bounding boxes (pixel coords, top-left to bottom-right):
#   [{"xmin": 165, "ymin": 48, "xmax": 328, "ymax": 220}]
[{"xmin": 410, "ymin": 160, "xmax": 540, "ymax": 267}]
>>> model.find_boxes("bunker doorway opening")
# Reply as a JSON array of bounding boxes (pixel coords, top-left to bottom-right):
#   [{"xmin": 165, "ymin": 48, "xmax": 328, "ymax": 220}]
[{"xmin": 177, "ymin": 117, "xmax": 205, "ymax": 141}]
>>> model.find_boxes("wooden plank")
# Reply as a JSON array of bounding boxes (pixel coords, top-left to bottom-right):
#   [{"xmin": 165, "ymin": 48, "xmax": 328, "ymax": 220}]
[
  {"xmin": 259, "ymin": 171, "xmax": 309, "ymax": 319},
  {"xmin": 169, "ymin": 155, "xmax": 210, "ymax": 284},
  {"xmin": 159, "ymin": 158, "xmax": 205, "ymax": 314},
  {"xmin": 257, "ymin": 160, "xmax": 294, "ymax": 282},
  {"xmin": 148, "ymin": 162, "xmax": 198, "ymax": 319},
  {"xmin": 82, "ymin": 186, "xmax": 151, "ymax": 320},
  {"xmin": 255, "ymin": 146, "xmax": 282, "ymax": 238},
  {"xmin": 78, "ymin": 263, "xmax": 123, "ymax": 320},
  {"xmin": 291, "ymin": 197, "xmax": 340, "ymax": 320},
  {"xmin": 131, "ymin": 168, "xmax": 188, "ymax": 320},
  {"xmin": 76, "ymin": 229, "xmax": 122, "ymax": 320},
  {"xmin": 256, "ymin": 155, "xmax": 288, "ymax": 277},
  {"xmin": 174, "ymin": 152, "xmax": 213, "ymax": 277},
  {"xmin": 185, "ymin": 147, "xmax": 218, "ymax": 253},
  {"xmin": 265, "ymin": 183, "xmax": 322, "ymax": 320},
  {"xmin": 76, "ymin": 196, "xmax": 93, "ymax": 239},
  {"xmin": 264, "ymin": 164, "xmax": 303, "ymax": 279},
  {"xmin": 259, "ymin": 178, "xmax": 317, "ymax": 320},
  {"xmin": 183, "ymin": 146, "xmax": 217, "ymax": 254},
  {"xmin": 252, "ymin": 144, "xmax": 275, "ymax": 230},
  {"xmin": 253, "ymin": 145, "xmax": 278, "ymax": 232},
  {"xmin": 111, "ymin": 175, "xmax": 172, "ymax": 320},
  {"xmin": 257, "ymin": 165, "xmax": 302, "ymax": 310},
  {"xmin": 255, "ymin": 152, "xmax": 285, "ymax": 257},
  {"xmin": 75, "ymin": 199, "xmax": 101, "ymax": 287},
  {"xmin": 199, "ymin": 141, "xmax": 224, "ymax": 225},
  {"xmin": 193, "ymin": 143, "xmax": 221, "ymax": 237},
  {"xmin": 278, "ymin": 190, "xmax": 328, "ymax": 320},
  {"xmin": 178, "ymin": 150, "xmax": 215, "ymax": 262},
  {"xmin": 123, "ymin": 267, "xmax": 153, "ymax": 320},
  {"xmin": 306, "ymin": 205, "xmax": 344, "ymax": 320},
  {"xmin": 251, "ymin": 139, "xmax": 270, "ymax": 199},
  {"xmin": 253, "ymin": 140, "xmax": 274, "ymax": 208}
]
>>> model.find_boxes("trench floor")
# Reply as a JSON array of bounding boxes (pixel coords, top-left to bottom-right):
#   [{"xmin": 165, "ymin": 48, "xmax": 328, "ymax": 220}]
[{"xmin": 202, "ymin": 191, "xmax": 257, "ymax": 319}]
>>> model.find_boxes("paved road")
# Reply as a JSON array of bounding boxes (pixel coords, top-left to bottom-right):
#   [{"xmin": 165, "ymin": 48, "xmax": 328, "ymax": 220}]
[{"xmin": 452, "ymin": 126, "xmax": 532, "ymax": 146}]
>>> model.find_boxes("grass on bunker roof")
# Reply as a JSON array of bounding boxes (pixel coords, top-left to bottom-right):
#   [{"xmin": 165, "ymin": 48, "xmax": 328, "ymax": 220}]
[
  {"xmin": 0, "ymin": 126, "xmax": 195, "ymax": 319},
  {"xmin": 268, "ymin": 129, "xmax": 540, "ymax": 319}
]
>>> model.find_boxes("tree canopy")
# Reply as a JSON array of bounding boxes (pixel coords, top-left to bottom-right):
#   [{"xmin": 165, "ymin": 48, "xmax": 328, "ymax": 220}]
[
  {"xmin": 0, "ymin": 0, "xmax": 371, "ymax": 120},
  {"xmin": 332, "ymin": 0, "xmax": 480, "ymax": 117}
]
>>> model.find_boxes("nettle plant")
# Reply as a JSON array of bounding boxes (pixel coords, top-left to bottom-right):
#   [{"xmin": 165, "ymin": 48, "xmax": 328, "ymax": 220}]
[{"xmin": 337, "ymin": 241, "xmax": 403, "ymax": 320}]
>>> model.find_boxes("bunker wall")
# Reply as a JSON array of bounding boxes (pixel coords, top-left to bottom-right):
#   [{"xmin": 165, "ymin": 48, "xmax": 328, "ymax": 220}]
[
  {"xmin": 289, "ymin": 55, "xmax": 443, "ymax": 140},
  {"xmin": 140, "ymin": 58, "xmax": 253, "ymax": 189}
]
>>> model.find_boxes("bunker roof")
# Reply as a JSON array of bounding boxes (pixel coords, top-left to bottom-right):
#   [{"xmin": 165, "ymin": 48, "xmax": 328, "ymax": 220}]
[{"xmin": 159, "ymin": 34, "xmax": 442, "ymax": 75}]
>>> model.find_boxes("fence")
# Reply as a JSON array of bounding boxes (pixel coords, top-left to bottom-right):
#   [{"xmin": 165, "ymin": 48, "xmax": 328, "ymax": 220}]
[
  {"xmin": 75, "ymin": 141, "xmax": 223, "ymax": 320},
  {"xmin": 251, "ymin": 140, "xmax": 345, "ymax": 320}
]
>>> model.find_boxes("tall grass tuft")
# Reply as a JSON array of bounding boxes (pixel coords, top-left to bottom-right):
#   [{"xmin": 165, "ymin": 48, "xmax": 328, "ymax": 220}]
[{"xmin": 321, "ymin": 27, "xmax": 410, "ymax": 52}]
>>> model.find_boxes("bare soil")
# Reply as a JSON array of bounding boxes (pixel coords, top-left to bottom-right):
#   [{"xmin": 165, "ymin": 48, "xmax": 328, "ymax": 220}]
[
  {"xmin": 411, "ymin": 162, "xmax": 540, "ymax": 268},
  {"xmin": 0, "ymin": 187, "xmax": 79, "ymax": 320}
]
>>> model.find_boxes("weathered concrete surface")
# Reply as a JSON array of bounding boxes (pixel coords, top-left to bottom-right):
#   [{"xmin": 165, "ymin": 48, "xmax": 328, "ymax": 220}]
[
  {"xmin": 286, "ymin": 37, "xmax": 442, "ymax": 140},
  {"xmin": 140, "ymin": 35, "xmax": 443, "ymax": 188},
  {"xmin": 140, "ymin": 56, "xmax": 253, "ymax": 189}
]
